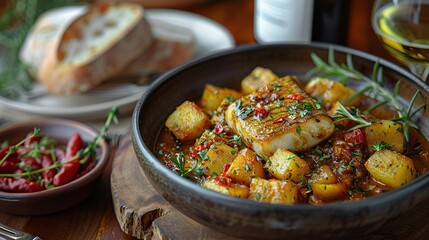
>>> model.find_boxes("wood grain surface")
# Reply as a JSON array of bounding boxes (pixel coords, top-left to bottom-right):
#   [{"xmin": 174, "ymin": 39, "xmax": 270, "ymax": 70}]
[{"xmin": 111, "ymin": 135, "xmax": 429, "ymax": 240}]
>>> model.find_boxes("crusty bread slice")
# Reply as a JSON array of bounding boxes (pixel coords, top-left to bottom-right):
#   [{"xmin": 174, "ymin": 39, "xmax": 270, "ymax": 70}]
[
  {"xmin": 19, "ymin": 6, "xmax": 87, "ymax": 77},
  {"xmin": 37, "ymin": 2, "xmax": 153, "ymax": 95}
]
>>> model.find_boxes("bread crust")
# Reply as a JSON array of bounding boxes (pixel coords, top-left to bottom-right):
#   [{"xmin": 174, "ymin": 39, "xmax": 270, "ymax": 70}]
[
  {"xmin": 119, "ymin": 19, "xmax": 195, "ymax": 76},
  {"xmin": 37, "ymin": 2, "xmax": 153, "ymax": 95},
  {"xmin": 19, "ymin": 6, "xmax": 86, "ymax": 77}
]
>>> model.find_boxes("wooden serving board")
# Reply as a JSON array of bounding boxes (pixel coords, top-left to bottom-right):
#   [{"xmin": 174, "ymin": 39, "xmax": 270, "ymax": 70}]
[
  {"xmin": 110, "ymin": 135, "xmax": 236, "ymax": 240},
  {"xmin": 111, "ymin": 135, "xmax": 429, "ymax": 240}
]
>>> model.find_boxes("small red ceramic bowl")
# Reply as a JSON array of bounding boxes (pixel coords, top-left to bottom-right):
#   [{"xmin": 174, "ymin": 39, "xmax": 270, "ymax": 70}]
[{"xmin": 0, "ymin": 119, "xmax": 109, "ymax": 215}]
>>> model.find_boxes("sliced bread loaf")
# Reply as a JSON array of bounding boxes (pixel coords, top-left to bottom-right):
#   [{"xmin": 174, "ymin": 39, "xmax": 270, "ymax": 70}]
[
  {"xmin": 119, "ymin": 18, "xmax": 195, "ymax": 76},
  {"xmin": 37, "ymin": 2, "xmax": 153, "ymax": 95}
]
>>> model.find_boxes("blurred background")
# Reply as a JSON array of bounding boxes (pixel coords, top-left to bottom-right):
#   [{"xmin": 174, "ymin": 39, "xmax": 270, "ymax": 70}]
[{"xmin": 0, "ymin": 0, "xmax": 398, "ymax": 67}]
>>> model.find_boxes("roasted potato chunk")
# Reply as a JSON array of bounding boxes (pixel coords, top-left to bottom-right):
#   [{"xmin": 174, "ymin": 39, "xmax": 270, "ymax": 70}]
[
  {"xmin": 249, "ymin": 178, "xmax": 298, "ymax": 204},
  {"xmin": 304, "ymin": 78, "xmax": 360, "ymax": 110},
  {"xmin": 202, "ymin": 143, "xmax": 237, "ymax": 177},
  {"xmin": 200, "ymin": 84, "xmax": 243, "ymax": 115},
  {"xmin": 365, "ymin": 150, "xmax": 417, "ymax": 189},
  {"xmin": 226, "ymin": 148, "xmax": 266, "ymax": 185},
  {"xmin": 311, "ymin": 183, "xmax": 348, "ymax": 202},
  {"xmin": 309, "ymin": 165, "xmax": 338, "ymax": 184},
  {"xmin": 165, "ymin": 101, "xmax": 211, "ymax": 142},
  {"xmin": 266, "ymin": 148, "xmax": 310, "ymax": 183},
  {"xmin": 202, "ymin": 178, "xmax": 249, "ymax": 198},
  {"xmin": 241, "ymin": 67, "xmax": 278, "ymax": 94},
  {"xmin": 363, "ymin": 120, "xmax": 404, "ymax": 154}
]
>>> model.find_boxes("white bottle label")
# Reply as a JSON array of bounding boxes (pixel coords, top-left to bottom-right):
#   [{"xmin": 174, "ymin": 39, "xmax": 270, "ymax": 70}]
[{"xmin": 254, "ymin": 0, "xmax": 314, "ymax": 43}]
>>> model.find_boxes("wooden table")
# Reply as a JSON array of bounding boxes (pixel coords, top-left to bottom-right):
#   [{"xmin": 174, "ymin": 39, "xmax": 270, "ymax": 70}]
[{"xmin": 0, "ymin": 0, "xmax": 417, "ymax": 239}]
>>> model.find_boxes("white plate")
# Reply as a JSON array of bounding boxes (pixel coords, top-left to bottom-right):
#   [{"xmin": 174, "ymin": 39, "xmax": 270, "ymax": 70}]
[
  {"xmin": 0, "ymin": 8, "xmax": 235, "ymax": 119},
  {"xmin": 146, "ymin": 9, "xmax": 235, "ymax": 57}
]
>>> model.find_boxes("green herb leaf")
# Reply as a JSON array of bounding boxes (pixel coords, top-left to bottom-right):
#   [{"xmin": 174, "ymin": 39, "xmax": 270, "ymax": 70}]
[
  {"xmin": 372, "ymin": 141, "xmax": 393, "ymax": 151},
  {"xmin": 333, "ymin": 102, "xmax": 372, "ymax": 131},
  {"xmin": 198, "ymin": 149, "xmax": 209, "ymax": 161}
]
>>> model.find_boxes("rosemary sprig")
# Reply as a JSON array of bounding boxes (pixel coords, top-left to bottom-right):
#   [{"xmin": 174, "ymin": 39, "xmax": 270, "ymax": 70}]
[
  {"xmin": 333, "ymin": 102, "xmax": 373, "ymax": 131},
  {"xmin": 308, "ymin": 47, "xmax": 426, "ymax": 142},
  {"xmin": 170, "ymin": 153, "xmax": 203, "ymax": 177},
  {"xmin": 372, "ymin": 141, "xmax": 393, "ymax": 152},
  {"xmin": 0, "ymin": 106, "xmax": 119, "ymax": 178}
]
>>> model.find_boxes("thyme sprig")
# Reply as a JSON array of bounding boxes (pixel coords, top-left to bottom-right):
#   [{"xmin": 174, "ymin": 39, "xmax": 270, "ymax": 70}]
[
  {"xmin": 79, "ymin": 105, "xmax": 119, "ymax": 164},
  {"xmin": 0, "ymin": 106, "xmax": 119, "ymax": 178},
  {"xmin": 0, "ymin": 128, "xmax": 41, "ymax": 166},
  {"xmin": 307, "ymin": 47, "xmax": 426, "ymax": 142}
]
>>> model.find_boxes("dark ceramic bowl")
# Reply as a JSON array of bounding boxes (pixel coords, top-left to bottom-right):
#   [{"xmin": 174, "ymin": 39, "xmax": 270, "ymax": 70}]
[
  {"xmin": 131, "ymin": 43, "xmax": 429, "ymax": 239},
  {"xmin": 0, "ymin": 119, "xmax": 109, "ymax": 215}
]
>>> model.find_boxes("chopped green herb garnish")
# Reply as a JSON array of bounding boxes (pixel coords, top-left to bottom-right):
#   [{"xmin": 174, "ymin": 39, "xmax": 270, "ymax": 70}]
[{"xmin": 372, "ymin": 141, "xmax": 393, "ymax": 151}]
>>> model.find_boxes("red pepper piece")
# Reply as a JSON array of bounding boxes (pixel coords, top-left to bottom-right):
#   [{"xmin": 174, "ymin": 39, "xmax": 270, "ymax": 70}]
[
  {"xmin": 0, "ymin": 148, "xmax": 19, "ymax": 174},
  {"xmin": 65, "ymin": 134, "xmax": 84, "ymax": 159},
  {"xmin": 76, "ymin": 153, "xmax": 94, "ymax": 174},
  {"xmin": 0, "ymin": 161, "xmax": 19, "ymax": 174},
  {"xmin": 345, "ymin": 129, "xmax": 366, "ymax": 145},
  {"xmin": 41, "ymin": 154, "xmax": 56, "ymax": 188},
  {"xmin": 0, "ymin": 147, "xmax": 19, "ymax": 161},
  {"xmin": 254, "ymin": 107, "xmax": 269, "ymax": 119},
  {"xmin": 273, "ymin": 117, "xmax": 286, "ymax": 124},
  {"xmin": 189, "ymin": 139, "xmax": 214, "ymax": 159},
  {"xmin": 286, "ymin": 94, "xmax": 305, "ymax": 100},
  {"xmin": 214, "ymin": 175, "xmax": 232, "ymax": 186},
  {"xmin": 53, "ymin": 133, "xmax": 84, "ymax": 187},
  {"xmin": 0, "ymin": 177, "xmax": 44, "ymax": 193},
  {"xmin": 221, "ymin": 163, "xmax": 231, "ymax": 177},
  {"xmin": 213, "ymin": 124, "xmax": 224, "ymax": 134},
  {"xmin": 56, "ymin": 148, "xmax": 66, "ymax": 160},
  {"xmin": 53, "ymin": 162, "xmax": 81, "ymax": 187},
  {"xmin": 24, "ymin": 133, "xmax": 42, "ymax": 148},
  {"xmin": 20, "ymin": 158, "xmax": 42, "ymax": 170},
  {"xmin": 74, "ymin": 161, "xmax": 95, "ymax": 180},
  {"xmin": 214, "ymin": 163, "xmax": 232, "ymax": 186}
]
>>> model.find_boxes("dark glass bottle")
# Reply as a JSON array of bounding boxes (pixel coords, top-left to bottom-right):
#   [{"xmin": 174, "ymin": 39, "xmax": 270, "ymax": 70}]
[{"xmin": 311, "ymin": 0, "xmax": 350, "ymax": 45}]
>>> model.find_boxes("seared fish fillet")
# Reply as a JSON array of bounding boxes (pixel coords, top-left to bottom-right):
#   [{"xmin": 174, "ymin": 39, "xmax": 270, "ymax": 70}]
[{"xmin": 225, "ymin": 76, "xmax": 335, "ymax": 160}]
